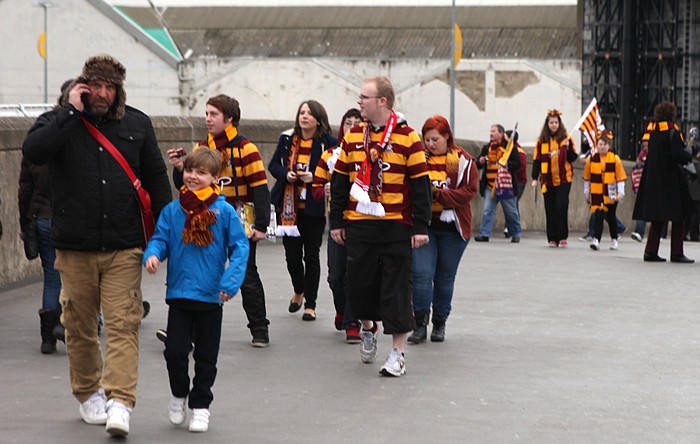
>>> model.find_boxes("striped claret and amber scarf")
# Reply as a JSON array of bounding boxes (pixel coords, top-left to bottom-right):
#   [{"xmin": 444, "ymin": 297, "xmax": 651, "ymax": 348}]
[
  {"xmin": 647, "ymin": 121, "xmax": 683, "ymax": 140},
  {"xmin": 588, "ymin": 151, "xmax": 618, "ymax": 212},
  {"xmin": 180, "ymin": 184, "xmax": 220, "ymax": 246}
]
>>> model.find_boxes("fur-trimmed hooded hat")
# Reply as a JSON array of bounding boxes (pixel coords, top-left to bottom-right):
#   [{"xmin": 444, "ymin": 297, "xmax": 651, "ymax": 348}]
[{"xmin": 75, "ymin": 54, "xmax": 127, "ymax": 120}]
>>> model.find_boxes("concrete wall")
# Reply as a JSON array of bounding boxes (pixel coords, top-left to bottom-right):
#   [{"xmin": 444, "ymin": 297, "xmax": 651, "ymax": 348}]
[
  {"xmin": 0, "ymin": 116, "xmax": 634, "ymax": 288},
  {"xmin": 180, "ymin": 58, "xmax": 582, "ymax": 148}
]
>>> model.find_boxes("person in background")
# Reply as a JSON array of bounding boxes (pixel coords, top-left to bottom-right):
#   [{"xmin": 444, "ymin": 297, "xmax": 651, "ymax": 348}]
[
  {"xmin": 166, "ymin": 94, "xmax": 271, "ymax": 347},
  {"xmin": 408, "ymin": 115, "xmax": 477, "ymax": 344},
  {"xmin": 269, "ymin": 100, "xmax": 337, "ymax": 321},
  {"xmin": 18, "ymin": 80, "xmax": 71, "ymax": 354},
  {"xmin": 312, "ymin": 108, "xmax": 362, "ymax": 343},
  {"xmin": 144, "ymin": 149, "xmax": 249, "ymax": 433},
  {"xmin": 582, "ymin": 130, "xmax": 627, "ymax": 251},
  {"xmin": 631, "ymin": 136, "xmax": 650, "ymax": 242},
  {"xmin": 632, "ymin": 101, "xmax": 695, "ymax": 263},
  {"xmin": 684, "ymin": 128, "xmax": 700, "ymax": 241},
  {"xmin": 22, "ymin": 54, "xmax": 171, "ymax": 437},
  {"xmin": 531, "ymin": 109, "xmax": 577, "ymax": 247},
  {"xmin": 473, "ymin": 124, "xmax": 522, "ymax": 243},
  {"xmin": 503, "ymin": 129, "xmax": 527, "ymax": 238}
]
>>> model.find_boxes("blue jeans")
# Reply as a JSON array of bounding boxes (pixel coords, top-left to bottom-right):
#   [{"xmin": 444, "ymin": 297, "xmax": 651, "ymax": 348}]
[
  {"xmin": 634, "ymin": 219, "xmax": 646, "ymax": 237},
  {"xmin": 36, "ymin": 218, "xmax": 61, "ymax": 311},
  {"xmin": 411, "ymin": 229, "xmax": 469, "ymax": 320},
  {"xmin": 479, "ymin": 189, "xmax": 521, "ymax": 238}
]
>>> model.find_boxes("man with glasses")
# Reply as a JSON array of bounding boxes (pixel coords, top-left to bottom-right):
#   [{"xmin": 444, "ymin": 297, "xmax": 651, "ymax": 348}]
[{"xmin": 329, "ymin": 76, "xmax": 431, "ymax": 377}]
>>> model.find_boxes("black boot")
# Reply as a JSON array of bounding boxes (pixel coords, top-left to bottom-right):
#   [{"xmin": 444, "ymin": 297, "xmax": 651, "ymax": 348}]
[
  {"xmin": 407, "ymin": 311, "xmax": 430, "ymax": 344},
  {"xmin": 52, "ymin": 310, "xmax": 65, "ymax": 343},
  {"xmin": 430, "ymin": 318, "xmax": 446, "ymax": 342},
  {"xmin": 39, "ymin": 309, "xmax": 59, "ymax": 354}
]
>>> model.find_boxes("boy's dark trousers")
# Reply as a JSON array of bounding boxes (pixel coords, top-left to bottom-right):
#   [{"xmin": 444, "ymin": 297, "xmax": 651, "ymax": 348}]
[
  {"xmin": 164, "ymin": 304, "xmax": 223, "ymax": 409},
  {"xmin": 594, "ymin": 202, "xmax": 619, "ymax": 240}
]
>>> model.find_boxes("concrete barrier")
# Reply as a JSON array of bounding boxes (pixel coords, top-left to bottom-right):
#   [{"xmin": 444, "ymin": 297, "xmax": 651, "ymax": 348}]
[{"xmin": 0, "ymin": 116, "xmax": 635, "ymax": 287}]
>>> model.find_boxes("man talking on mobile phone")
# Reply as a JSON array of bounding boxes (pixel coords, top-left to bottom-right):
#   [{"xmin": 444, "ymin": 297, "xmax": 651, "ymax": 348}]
[{"xmin": 23, "ymin": 54, "xmax": 171, "ymax": 437}]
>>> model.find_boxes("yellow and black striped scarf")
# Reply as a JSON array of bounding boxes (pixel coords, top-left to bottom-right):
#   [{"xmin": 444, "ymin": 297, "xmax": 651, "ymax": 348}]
[{"xmin": 589, "ymin": 152, "xmax": 617, "ymax": 212}]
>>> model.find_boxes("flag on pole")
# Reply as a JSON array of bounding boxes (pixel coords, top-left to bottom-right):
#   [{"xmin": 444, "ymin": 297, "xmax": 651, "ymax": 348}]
[{"xmin": 573, "ymin": 98, "xmax": 605, "ymax": 150}]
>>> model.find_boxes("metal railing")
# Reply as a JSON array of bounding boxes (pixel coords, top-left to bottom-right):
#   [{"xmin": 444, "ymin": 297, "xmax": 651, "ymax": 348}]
[{"xmin": 0, "ymin": 104, "xmax": 53, "ymax": 117}]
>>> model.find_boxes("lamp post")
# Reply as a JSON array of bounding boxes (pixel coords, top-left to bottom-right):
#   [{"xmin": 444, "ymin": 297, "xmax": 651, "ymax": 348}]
[
  {"xmin": 450, "ymin": 0, "xmax": 456, "ymax": 130},
  {"xmin": 37, "ymin": 1, "xmax": 53, "ymax": 103}
]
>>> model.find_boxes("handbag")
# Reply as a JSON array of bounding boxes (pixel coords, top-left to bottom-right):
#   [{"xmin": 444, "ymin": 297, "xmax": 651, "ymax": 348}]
[
  {"xmin": 631, "ymin": 165, "xmax": 643, "ymax": 194},
  {"xmin": 81, "ymin": 117, "xmax": 155, "ymax": 247},
  {"xmin": 495, "ymin": 165, "xmax": 514, "ymax": 199}
]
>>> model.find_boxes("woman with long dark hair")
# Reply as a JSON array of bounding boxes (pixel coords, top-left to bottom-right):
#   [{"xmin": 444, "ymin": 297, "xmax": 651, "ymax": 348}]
[
  {"xmin": 531, "ymin": 109, "xmax": 577, "ymax": 247},
  {"xmin": 269, "ymin": 100, "xmax": 338, "ymax": 320}
]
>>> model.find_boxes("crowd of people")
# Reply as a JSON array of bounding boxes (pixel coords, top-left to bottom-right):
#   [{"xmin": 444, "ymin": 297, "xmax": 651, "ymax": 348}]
[{"xmin": 14, "ymin": 53, "xmax": 699, "ymax": 437}]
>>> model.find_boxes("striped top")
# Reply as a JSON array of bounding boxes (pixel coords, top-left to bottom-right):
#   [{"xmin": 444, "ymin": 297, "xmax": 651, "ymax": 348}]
[
  {"xmin": 198, "ymin": 124, "xmax": 267, "ymax": 203},
  {"xmin": 334, "ymin": 121, "xmax": 428, "ymax": 223},
  {"xmin": 534, "ymin": 134, "xmax": 576, "ymax": 188}
]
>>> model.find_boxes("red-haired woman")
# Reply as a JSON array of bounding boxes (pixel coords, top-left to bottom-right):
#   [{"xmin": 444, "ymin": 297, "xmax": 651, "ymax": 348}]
[
  {"xmin": 269, "ymin": 100, "xmax": 338, "ymax": 320},
  {"xmin": 408, "ymin": 115, "xmax": 478, "ymax": 344},
  {"xmin": 531, "ymin": 109, "xmax": 578, "ymax": 247}
]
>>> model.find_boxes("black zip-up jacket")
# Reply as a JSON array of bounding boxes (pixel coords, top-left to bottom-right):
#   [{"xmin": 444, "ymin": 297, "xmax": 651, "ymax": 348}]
[
  {"xmin": 22, "ymin": 104, "xmax": 171, "ymax": 251},
  {"xmin": 268, "ymin": 130, "xmax": 338, "ymax": 218}
]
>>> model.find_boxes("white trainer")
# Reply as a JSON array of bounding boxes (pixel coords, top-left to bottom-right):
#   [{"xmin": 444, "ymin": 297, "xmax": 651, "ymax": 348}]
[
  {"xmin": 79, "ymin": 389, "xmax": 108, "ymax": 425},
  {"xmin": 379, "ymin": 348, "xmax": 406, "ymax": 377},
  {"xmin": 359, "ymin": 326, "xmax": 378, "ymax": 364},
  {"xmin": 610, "ymin": 239, "xmax": 618, "ymax": 250},
  {"xmin": 168, "ymin": 396, "xmax": 187, "ymax": 426},
  {"xmin": 189, "ymin": 408, "xmax": 210, "ymax": 433},
  {"xmin": 589, "ymin": 238, "xmax": 599, "ymax": 251},
  {"xmin": 105, "ymin": 399, "xmax": 131, "ymax": 437}
]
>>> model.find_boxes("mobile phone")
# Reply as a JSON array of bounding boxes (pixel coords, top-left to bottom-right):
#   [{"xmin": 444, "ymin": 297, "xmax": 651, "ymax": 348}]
[{"xmin": 175, "ymin": 148, "xmax": 187, "ymax": 157}]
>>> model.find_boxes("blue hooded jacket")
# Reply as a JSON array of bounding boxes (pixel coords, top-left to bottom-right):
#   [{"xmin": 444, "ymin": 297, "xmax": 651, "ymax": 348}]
[{"xmin": 143, "ymin": 195, "xmax": 249, "ymax": 303}]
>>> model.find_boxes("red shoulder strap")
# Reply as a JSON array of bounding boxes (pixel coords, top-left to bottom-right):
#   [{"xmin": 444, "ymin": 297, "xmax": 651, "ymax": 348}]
[{"xmin": 82, "ymin": 116, "xmax": 144, "ymax": 193}]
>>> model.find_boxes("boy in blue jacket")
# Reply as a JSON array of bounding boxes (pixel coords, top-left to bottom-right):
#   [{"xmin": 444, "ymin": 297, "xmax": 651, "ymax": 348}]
[{"xmin": 144, "ymin": 149, "xmax": 249, "ymax": 433}]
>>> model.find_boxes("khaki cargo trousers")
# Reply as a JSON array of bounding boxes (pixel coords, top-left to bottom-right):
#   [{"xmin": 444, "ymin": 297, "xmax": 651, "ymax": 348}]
[{"xmin": 55, "ymin": 248, "xmax": 144, "ymax": 409}]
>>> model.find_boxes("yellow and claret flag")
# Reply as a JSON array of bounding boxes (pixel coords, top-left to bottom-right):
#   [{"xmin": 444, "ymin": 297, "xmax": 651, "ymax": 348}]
[{"xmin": 498, "ymin": 123, "xmax": 518, "ymax": 167}]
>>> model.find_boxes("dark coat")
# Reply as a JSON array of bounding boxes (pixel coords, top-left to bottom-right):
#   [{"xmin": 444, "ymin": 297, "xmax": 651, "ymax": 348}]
[
  {"xmin": 18, "ymin": 157, "xmax": 52, "ymax": 232},
  {"xmin": 268, "ymin": 130, "xmax": 337, "ymax": 218},
  {"xmin": 633, "ymin": 127, "xmax": 694, "ymax": 222},
  {"xmin": 22, "ymin": 104, "xmax": 171, "ymax": 251}
]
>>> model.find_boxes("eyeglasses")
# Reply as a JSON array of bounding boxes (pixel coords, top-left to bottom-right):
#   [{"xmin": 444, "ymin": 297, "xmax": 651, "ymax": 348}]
[{"xmin": 358, "ymin": 95, "xmax": 381, "ymax": 101}]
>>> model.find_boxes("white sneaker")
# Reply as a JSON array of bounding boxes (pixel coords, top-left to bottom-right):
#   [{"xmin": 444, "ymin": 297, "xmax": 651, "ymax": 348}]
[
  {"xmin": 359, "ymin": 326, "xmax": 378, "ymax": 364},
  {"xmin": 189, "ymin": 408, "xmax": 210, "ymax": 433},
  {"xmin": 610, "ymin": 239, "xmax": 618, "ymax": 250},
  {"xmin": 379, "ymin": 348, "xmax": 406, "ymax": 377},
  {"xmin": 579, "ymin": 234, "xmax": 593, "ymax": 242},
  {"xmin": 168, "ymin": 395, "xmax": 187, "ymax": 425},
  {"xmin": 105, "ymin": 399, "xmax": 131, "ymax": 437},
  {"xmin": 589, "ymin": 238, "xmax": 599, "ymax": 251},
  {"xmin": 631, "ymin": 232, "xmax": 643, "ymax": 242},
  {"xmin": 79, "ymin": 389, "xmax": 108, "ymax": 425}
]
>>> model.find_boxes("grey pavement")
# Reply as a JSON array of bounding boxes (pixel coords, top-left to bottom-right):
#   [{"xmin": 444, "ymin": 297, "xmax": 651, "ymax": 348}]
[{"xmin": 2, "ymin": 233, "xmax": 700, "ymax": 444}]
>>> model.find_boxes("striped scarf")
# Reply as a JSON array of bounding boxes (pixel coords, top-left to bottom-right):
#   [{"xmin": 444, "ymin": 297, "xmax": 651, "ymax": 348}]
[
  {"xmin": 180, "ymin": 184, "xmax": 220, "ymax": 246},
  {"xmin": 277, "ymin": 135, "xmax": 301, "ymax": 237},
  {"xmin": 588, "ymin": 152, "xmax": 617, "ymax": 212}
]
